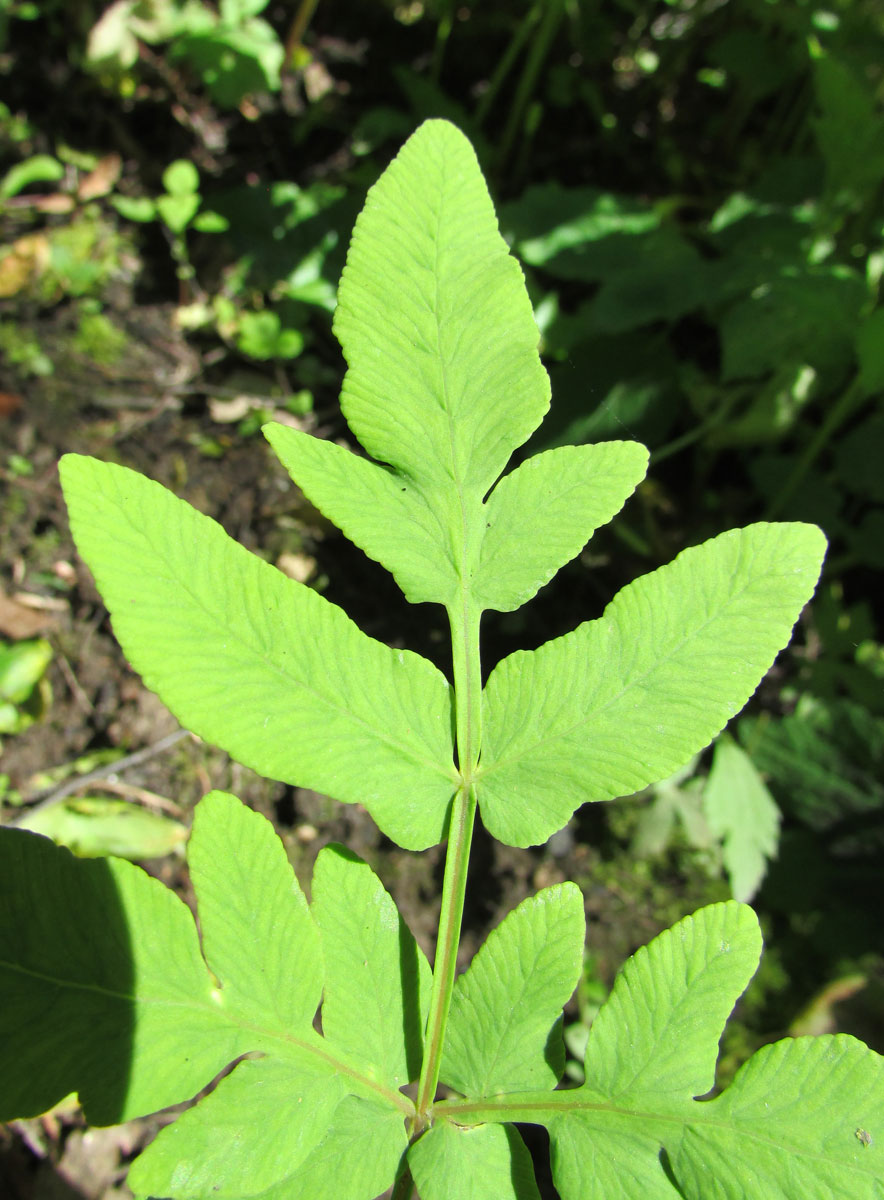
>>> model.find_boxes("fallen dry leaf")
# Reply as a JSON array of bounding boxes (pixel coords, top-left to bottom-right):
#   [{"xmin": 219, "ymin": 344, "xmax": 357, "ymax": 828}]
[
  {"xmin": 0, "ymin": 589, "xmax": 58, "ymax": 638},
  {"xmin": 78, "ymin": 153, "xmax": 123, "ymax": 202}
]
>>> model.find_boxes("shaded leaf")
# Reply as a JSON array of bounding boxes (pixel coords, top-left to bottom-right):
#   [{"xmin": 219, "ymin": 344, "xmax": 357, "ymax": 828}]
[
  {"xmin": 719, "ymin": 269, "xmax": 864, "ymax": 383},
  {"xmin": 0, "ymin": 824, "xmax": 235, "ymax": 1123}
]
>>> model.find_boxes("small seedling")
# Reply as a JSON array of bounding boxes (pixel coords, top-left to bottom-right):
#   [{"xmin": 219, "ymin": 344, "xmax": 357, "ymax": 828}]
[{"xmin": 2, "ymin": 121, "xmax": 881, "ymax": 1199}]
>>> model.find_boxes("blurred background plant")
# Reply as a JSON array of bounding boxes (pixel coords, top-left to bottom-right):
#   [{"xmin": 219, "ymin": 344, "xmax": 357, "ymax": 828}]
[{"xmin": 1, "ymin": 1, "xmax": 882, "ymax": 1182}]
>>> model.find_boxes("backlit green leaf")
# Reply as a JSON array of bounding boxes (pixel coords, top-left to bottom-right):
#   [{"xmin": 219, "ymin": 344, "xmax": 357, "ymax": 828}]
[
  {"xmin": 129, "ymin": 1056, "xmax": 346, "ymax": 1199},
  {"xmin": 479, "ymin": 522, "xmax": 826, "ymax": 846},
  {"xmin": 456, "ymin": 904, "xmax": 884, "ymax": 1199},
  {"xmin": 409, "ymin": 1121, "xmax": 541, "ymax": 1200},
  {"xmin": 265, "ymin": 424, "xmax": 451, "ymax": 606},
  {"xmin": 271, "ymin": 120, "xmax": 553, "ymax": 611},
  {"xmin": 334, "ymin": 119, "xmax": 548, "ymax": 498},
  {"xmin": 473, "ymin": 443, "xmax": 648, "ymax": 612},
  {"xmin": 265, "ymin": 1095, "xmax": 407, "ymax": 1200},
  {"xmin": 311, "ymin": 843, "xmax": 432, "ymax": 1089},
  {"xmin": 670, "ymin": 1035, "xmax": 884, "ymax": 1199},
  {"xmin": 59, "ymin": 455, "xmax": 458, "ymax": 850},
  {"xmin": 441, "ymin": 883, "xmax": 584, "ymax": 1097},
  {"xmin": 580, "ymin": 903, "xmax": 761, "ymax": 1101},
  {"xmin": 187, "ymin": 791, "xmax": 322, "ymax": 1031}
]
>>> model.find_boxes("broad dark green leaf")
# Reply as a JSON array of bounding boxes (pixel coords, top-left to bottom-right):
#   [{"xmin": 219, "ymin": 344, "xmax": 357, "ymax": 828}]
[
  {"xmin": 719, "ymin": 269, "xmax": 863, "ymax": 383},
  {"xmin": 0, "ymin": 823, "xmax": 238, "ymax": 1123}
]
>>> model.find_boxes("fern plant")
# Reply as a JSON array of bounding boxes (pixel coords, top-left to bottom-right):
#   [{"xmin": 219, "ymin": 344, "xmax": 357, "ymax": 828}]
[{"xmin": 2, "ymin": 120, "xmax": 881, "ymax": 1200}]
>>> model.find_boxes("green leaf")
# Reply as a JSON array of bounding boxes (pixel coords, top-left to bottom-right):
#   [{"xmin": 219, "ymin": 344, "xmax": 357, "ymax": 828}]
[
  {"xmin": 580, "ymin": 903, "xmax": 761, "ymax": 1101},
  {"xmin": 59, "ymin": 455, "xmax": 457, "ymax": 850},
  {"xmin": 237, "ymin": 310, "xmax": 303, "ymax": 360},
  {"xmin": 409, "ymin": 1122, "xmax": 541, "ymax": 1200},
  {"xmin": 162, "ymin": 159, "xmax": 200, "ymax": 196},
  {"xmin": 719, "ymin": 269, "xmax": 864, "ymax": 383},
  {"xmin": 311, "ymin": 844, "xmax": 432, "ymax": 1089},
  {"xmin": 186, "ymin": 791, "xmax": 322, "ymax": 1032},
  {"xmin": 0, "ymin": 154, "xmax": 64, "ymax": 200},
  {"xmin": 110, "ymin": 194, "xmax": 157, "ymax": 222},
  {"xmin": 0, "ymin": 824, "xmax": 235, "ymax": 1123},
  {"xmin": 156, "ymin": 192, "xmax": 200, "ymax": 233},
  {"xmin": 0, "ymin": 636, "xmax": 51, "ymax": 703},
  {"xmin": 271, "ymin": 119, "xmax": 551, "ymax": 610},
  {"xmin": 550, "ymin": 1116, "xmax": 683, "ymax": 1199},
  {"xmin": 446, "ymin": 903, "xmax": 884, "ymax": 1199},
  {"xmin": 15, "ymin": 796, "xmax": 187, "ymax": 860},
  {"xmin": 265, "ymin": 423, "xmax": 457, "ymax": 607},
  {"xmin": 1, "ymin": 790, "xmax": 413, "ymax": 1193},
  {"xmin": 813, "ymin": 50, "xmax": 884, "ymax": 203},
  {"xmin": 191, "ymin": 208, "xmax": 229, "ymax": 233},
  {"xmin": 441, "ymin": 883, "xmax": 584, "ymax": 1097},
  {"xmin": 479, "ymin": 522, "xmax": 826, "ymax": 846},
  {"xmin": 586, "ymin": 230, "xmax": 710, "ymax": 333},
  {"xmin": 856, "ymin": 308, "xmax": 884, "ymax": 395},
  {"xmin": 703, "ymin": 736, "xmax": 779, "ymax": 902},
  {"xmin": 264, "ymin": 1094, "xmax": 407, "ymax": 1200},
  {"xmin": 548, "ymin": 902, "xmax": 762, "ymax": 1199},
  {"xmin": 504, "ymin": 184, "xmax": 661, "ymax": 279},
  {"xmin": 129, "ymin": 1056, "xmax": 345, "ymax": 1199},
  {"xmin": 335, "ymin": 119, "xmax": 548, "ymax": 493},
  {"xmin": 472, "ymin": 443, "xmax": 648, "ymax": 612},
  {"xmin": 266, "ymin": 429, "xmax": 646, "ymax": 614},
  {"xmin": 220, "ymin": 0, "xmax": 270, "ymax": 22},
  {"xmin": 740, "ymin": 696, "xmax": 884, "ymax": 829},
  {"xmin": 668, "ymin": 1035, "xmax": 884, "ymax": 1199}
]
